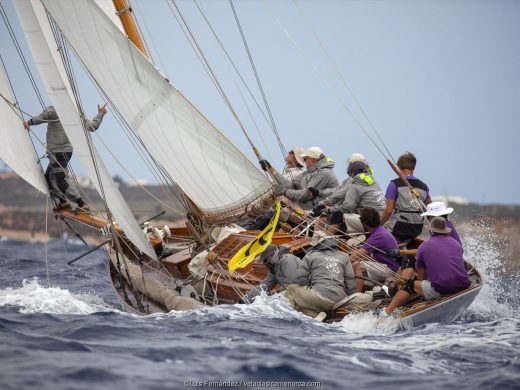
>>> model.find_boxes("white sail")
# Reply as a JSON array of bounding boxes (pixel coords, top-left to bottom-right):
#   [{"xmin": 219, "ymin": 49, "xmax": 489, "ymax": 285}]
[
  {"xmin": 93, "ymin": 0, "xmax": 125, "ymax": 32},
  {"xmin": 15, "ymin": 0, "xmax": 157, "ymax": 260},
  {"xmin": 0, "ymin": 67, "xmax": 49, "ymax": 195},
  {"xmin": 41, "ymin": 0, "xmax": 272, "ymax": 216}
]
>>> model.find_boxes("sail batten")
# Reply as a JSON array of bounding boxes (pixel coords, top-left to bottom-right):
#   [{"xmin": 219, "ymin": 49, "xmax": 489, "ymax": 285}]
[
  {"xmin": 15, "ymin": 0, "xmax": 157, "ymax": 260},
  {"xmin": 40, "ymin": 0, "xmax": 272, "ymax": 215}
]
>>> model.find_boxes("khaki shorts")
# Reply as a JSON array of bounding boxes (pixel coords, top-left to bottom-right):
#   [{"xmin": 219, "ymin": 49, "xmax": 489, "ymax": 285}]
[
  {"xmin": 284, "ymin": 284, "xmax": 335, "ymax": 318},
  {"xmin": 363, "ymin": 261, "xmax": 395, "ymax": 282},
  {"xmin": 421, "ymin": 280, "xmax": 441, "ymax": 300}
]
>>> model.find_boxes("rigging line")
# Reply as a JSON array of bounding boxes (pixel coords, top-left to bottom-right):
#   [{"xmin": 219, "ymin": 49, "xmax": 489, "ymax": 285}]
[
  {"xmin": 263, "ymin": 4, "xmax": 390, "ymax": 162},
  {"xmin": 292, "ymin": 0, "xmax": 395, "ymax": 163},
  {"xmin": 217, "ymin": 33, "xmax": 274, "ymax": 164},
  {"xmin": 193, "ymin": 0, "xmax": 282, "ymax": 158},
  {"xmin": 92, "ymin": 131, "xmax": 185, "ymax": 216},
  {"xmin": 56, "ymin": 213, "xmax": 70, "ymax": 263},
  {"xmin": 44, "ymin": 196, "xmax": 51, "ymax": 287},
  {"xmin": 47, "ymin": 21, "xmax": 141, "ymax": 271},
  {"xmin": 169, "ymin": 2, "xmax": 276, "ymax": 199},
  {"xmin": 84, "ymin": 66, "xmax": 191, "ymax": 212},
  {"xmin": 0, "ymin": 97, "xmax": 56, "ymax": 166},
  {"xmin": 49, "ymin": 22, "xmax": 110, "ymax": 216},
  {"xmin": 132, "ymin": 0, "xmax": 167, "ymax": 79},
  {"xmin": 228, "ymin": 0, "xmax": 288, "ymax": 158},
  {"xmin": 105, "ymin": 98, "xmax": 190, "ymax": 212},
  {"xmin": 0, "ymin": 62, "xmax": 41, "ymax": 164},
  {"xmin": 1, "ymin": 92, "xmax": 98, "ymax": 214},
  {"xmin": 168, "ymin": 1, "xmax": 261, "ymax": 159},
  {"xmin": 290, "ymin": 215, "xmax": 404, "ymax": 279},
  {"xmin": 108, "ymin": 103, "xmax": 182, "ymax": 203},
  {"xmin": 0, "ymin": 3, "xmax": 45, "ymax": 109}
]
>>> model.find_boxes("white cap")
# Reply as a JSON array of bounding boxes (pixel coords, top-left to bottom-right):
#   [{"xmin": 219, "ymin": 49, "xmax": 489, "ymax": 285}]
[
  {"xmin": 301, "ymin": 146, "xmax": 324, "ymax": 160},
  {"xmin": 421, "ymin": 201, "xmax": 454, "ymax": 217},
  {"xmin": 347, "ymin": 153, "xmax": 367, "ymax": 164},
  {"xmin": 291, "ymin": 147, "xmax": 305, "ymax": 166}
]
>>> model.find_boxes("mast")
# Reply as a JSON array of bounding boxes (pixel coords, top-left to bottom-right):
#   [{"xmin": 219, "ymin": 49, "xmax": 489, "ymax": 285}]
[{"xmin": 112, "ymin": 0, "xmax": 149, "ymax": 58}]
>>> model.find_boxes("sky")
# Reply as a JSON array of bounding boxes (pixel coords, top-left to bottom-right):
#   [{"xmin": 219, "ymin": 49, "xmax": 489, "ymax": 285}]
[{"xmin": 1, "ymin": 0, "xmax": 519, "ymax": 205}]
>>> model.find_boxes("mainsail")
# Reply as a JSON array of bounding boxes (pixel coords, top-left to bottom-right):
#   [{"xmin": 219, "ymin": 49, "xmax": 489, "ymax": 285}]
[
  {"xmin": 0, "ymin": 66, "xmax": 48, "ymax": 195},
  {"xmin": 41, "ymin": 0, "xmax": 272, "ymax": 216},
  {"xmin": 14, "ymin": 0, "xmax": 156, "ymax": 260}
]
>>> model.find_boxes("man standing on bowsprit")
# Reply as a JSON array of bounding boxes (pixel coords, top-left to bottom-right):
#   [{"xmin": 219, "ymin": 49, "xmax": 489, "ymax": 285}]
[{"xmin": 24, "ymin": 104, "xmax": 107, "ymax": 211}]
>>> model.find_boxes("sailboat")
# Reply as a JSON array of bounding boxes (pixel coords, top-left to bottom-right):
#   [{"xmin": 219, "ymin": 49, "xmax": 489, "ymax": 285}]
[{"xmin": 0, "ymin": 0, "xmax": 482, "ymax": 327}]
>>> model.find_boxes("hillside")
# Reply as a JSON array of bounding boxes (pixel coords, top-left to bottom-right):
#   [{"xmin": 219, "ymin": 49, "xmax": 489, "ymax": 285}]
[{"xmin": 0, "ymin": 173, "xmax": 518, "ymax": 272}]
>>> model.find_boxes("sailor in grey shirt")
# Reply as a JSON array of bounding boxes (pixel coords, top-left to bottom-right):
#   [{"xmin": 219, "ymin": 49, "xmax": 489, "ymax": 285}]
[{"xmin": 24, "ymin": 104, "xmax": 106, "ymax": 210}]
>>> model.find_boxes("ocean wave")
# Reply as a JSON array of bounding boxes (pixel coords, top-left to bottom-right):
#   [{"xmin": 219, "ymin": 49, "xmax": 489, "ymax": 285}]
[{"xmin": 0, "ymin": 278, "xmax": 116, "ymax": 315}]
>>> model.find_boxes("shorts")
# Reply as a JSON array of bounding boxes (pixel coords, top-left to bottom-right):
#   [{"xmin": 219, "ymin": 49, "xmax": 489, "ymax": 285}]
[
  {"xmin": 421, "ymin": 280, "xmax": 441, "ymax": 300},
  {"xmin": 363, "ymin": 261, "xmax": 395, "ymax": 282}
]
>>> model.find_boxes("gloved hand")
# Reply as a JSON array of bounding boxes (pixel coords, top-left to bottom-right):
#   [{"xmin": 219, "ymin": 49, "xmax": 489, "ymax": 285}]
[
  {"xmin": 386, "ymin": 249, "xmax": 400, "ymax": 258},
  {"xmin": 312, "ymin": 204, "xmax": 327, "ymax": 217},
  {"xmin": 273, "ymin": 184, "xmax": 285, "ymax": 196},
  {"xmin": 308, "ymin": 187, "xmax": 319, "ymax": 198},
  {"xmin": 259, "ymin": 160, "xmax": 271, "ymax": 171}
]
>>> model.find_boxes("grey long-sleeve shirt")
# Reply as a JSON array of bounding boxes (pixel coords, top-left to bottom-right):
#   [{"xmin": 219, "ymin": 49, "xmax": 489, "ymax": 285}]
[
  {"xmin": 293, "ymin": 238, "xmax": 356, "ymax": 303},
  {"xmin": 331, "ymin": 174, "xmax": 386, "ymax": 215},
  {"xmin": 242, "ymin": 252, "xmax": 301, "ymax": 303},
  {"xmin": 29, "ymin": 106, "xmax": 104, "ymax": 153},
  {"xmin": 272, "ymin": 158, "xmax": 339, "ymax": 210}
]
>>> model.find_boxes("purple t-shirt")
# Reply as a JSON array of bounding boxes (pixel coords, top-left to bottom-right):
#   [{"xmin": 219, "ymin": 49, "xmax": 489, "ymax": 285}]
[
  {"xmin": 446, "ymin": 220, "xmax": 462, "ymax": 247},
  {"xmin": 416, "ymin": 234, "xmax": 470, "ymax": 294},
  {"xmin": 385, "ymin": 175, "xmax": 429, "ymax": 200},
  {"xmin": 362, "ymin": 226, "xmax": 400, "ymax": 272}
]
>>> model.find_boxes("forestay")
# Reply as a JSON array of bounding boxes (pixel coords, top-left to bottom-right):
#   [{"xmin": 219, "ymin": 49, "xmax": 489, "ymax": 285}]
[
  {"xmin": 15, "ymin": 0, "xmax": 156, "ymax": 260},
  {"xmin": 0, "ymin": 67, "xmax": 48, "ymax": 195},
  {"xmin": 41, "ymin": 0, "xmax": 272, "ymax": 216}
]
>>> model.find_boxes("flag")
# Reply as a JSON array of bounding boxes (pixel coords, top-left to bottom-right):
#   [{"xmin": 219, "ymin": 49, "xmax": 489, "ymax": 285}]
[{"xmin": 227, "ymin": 202, "xmax": 281, "ymax": 273}]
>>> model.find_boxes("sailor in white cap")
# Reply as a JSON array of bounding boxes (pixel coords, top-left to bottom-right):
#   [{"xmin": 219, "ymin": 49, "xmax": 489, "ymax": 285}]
[{"xmin": 260, "ymin": 146, "xmax": 339, "ymax": 210}]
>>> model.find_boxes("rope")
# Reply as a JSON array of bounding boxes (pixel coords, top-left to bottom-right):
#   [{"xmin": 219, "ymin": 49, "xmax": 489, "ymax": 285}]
[
  {"xmin": 228, "ymin": 0, "xmax": 288, "ymax": 159},
  {"xmin": 292, "ymin": 0, "xmax": 396, "ymax": 163},
  {"xmin": 44, "ymin": 197, "xmax": 50, "ymax": 287},
  {"xmin": 194, "ymin": 0, "xmax": 275, "ymax": 163},
  {"xmin": 167, "ymin": 1, "xmax": 266, "ymax": 163},
  {"xmin": 290, "ymin": 213, "xmax": 405, "ymax": 281},
  {"xmin": 262, "ymin": 2, "xmax": 391, "ymax": 162},
  {"xmin": 0, "ymin": 3, "xmax": 45, "ymax": 109}
]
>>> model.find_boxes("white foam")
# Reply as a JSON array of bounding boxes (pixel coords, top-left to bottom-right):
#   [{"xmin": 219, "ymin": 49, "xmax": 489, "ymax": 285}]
[
  {"xmin": 462, "ymin": 220, "xmax": 518, "ymax": 319},
  {"xmin": 333, "ymin": 311, "xmax": 400, "ymax": 335},
  {"xmin": 0, "ymin": 278, "xmax": 114, "ymax": 315}
]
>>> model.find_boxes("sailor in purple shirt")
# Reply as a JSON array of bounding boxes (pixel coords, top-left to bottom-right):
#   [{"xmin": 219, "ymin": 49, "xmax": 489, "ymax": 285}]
[
  {"xmin": 350, "ymin": 207, "xmax": 400, "ymax": 292},
  {"xmin": 421, "ymin": 201, "xmax": 462, "ymax": 247},
  {"xmin": 382, "ymin": 217, "xmax": 471, "ymax": 315}
]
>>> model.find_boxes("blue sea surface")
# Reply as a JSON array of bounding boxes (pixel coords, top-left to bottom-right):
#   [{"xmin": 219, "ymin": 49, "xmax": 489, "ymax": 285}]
[{"xmin": 0, "ymin": 233, "xmax": 519, "ymax": 390}]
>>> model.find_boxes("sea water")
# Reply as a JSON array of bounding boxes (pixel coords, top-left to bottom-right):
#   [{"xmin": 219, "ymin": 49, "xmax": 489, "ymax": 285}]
[{"xmin": 0, "ymin": 227, "xmax": 518, "ymax": 390}]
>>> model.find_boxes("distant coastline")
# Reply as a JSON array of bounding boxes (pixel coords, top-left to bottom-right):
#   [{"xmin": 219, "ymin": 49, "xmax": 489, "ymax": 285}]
[{"xmin": 0, "ymin": 173, "xmax": 518, "ymax": 272}]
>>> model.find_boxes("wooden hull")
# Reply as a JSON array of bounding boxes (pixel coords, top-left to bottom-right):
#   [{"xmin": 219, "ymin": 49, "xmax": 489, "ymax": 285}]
[{"xmin": 57, "ymin": 207, "xmax": 483, "ymax": 326}]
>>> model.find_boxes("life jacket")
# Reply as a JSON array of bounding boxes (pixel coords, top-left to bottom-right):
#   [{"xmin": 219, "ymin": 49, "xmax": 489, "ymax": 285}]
[{"xmin": 391, "ymin": 177, "xmax": 428, "ymax": 214}]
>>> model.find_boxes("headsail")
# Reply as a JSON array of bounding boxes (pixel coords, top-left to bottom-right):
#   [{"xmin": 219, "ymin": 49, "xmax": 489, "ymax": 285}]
[
  {"xmin": 15, "ymin": 0, "xmax": 156, "ymax": 260},
  {"xmin": 41, "ymin": 0, "xmax": 272, "ymax": 216},
  {"xmin": 0, "ymin": 66, "xmax": 49, "ymax": 195}
]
